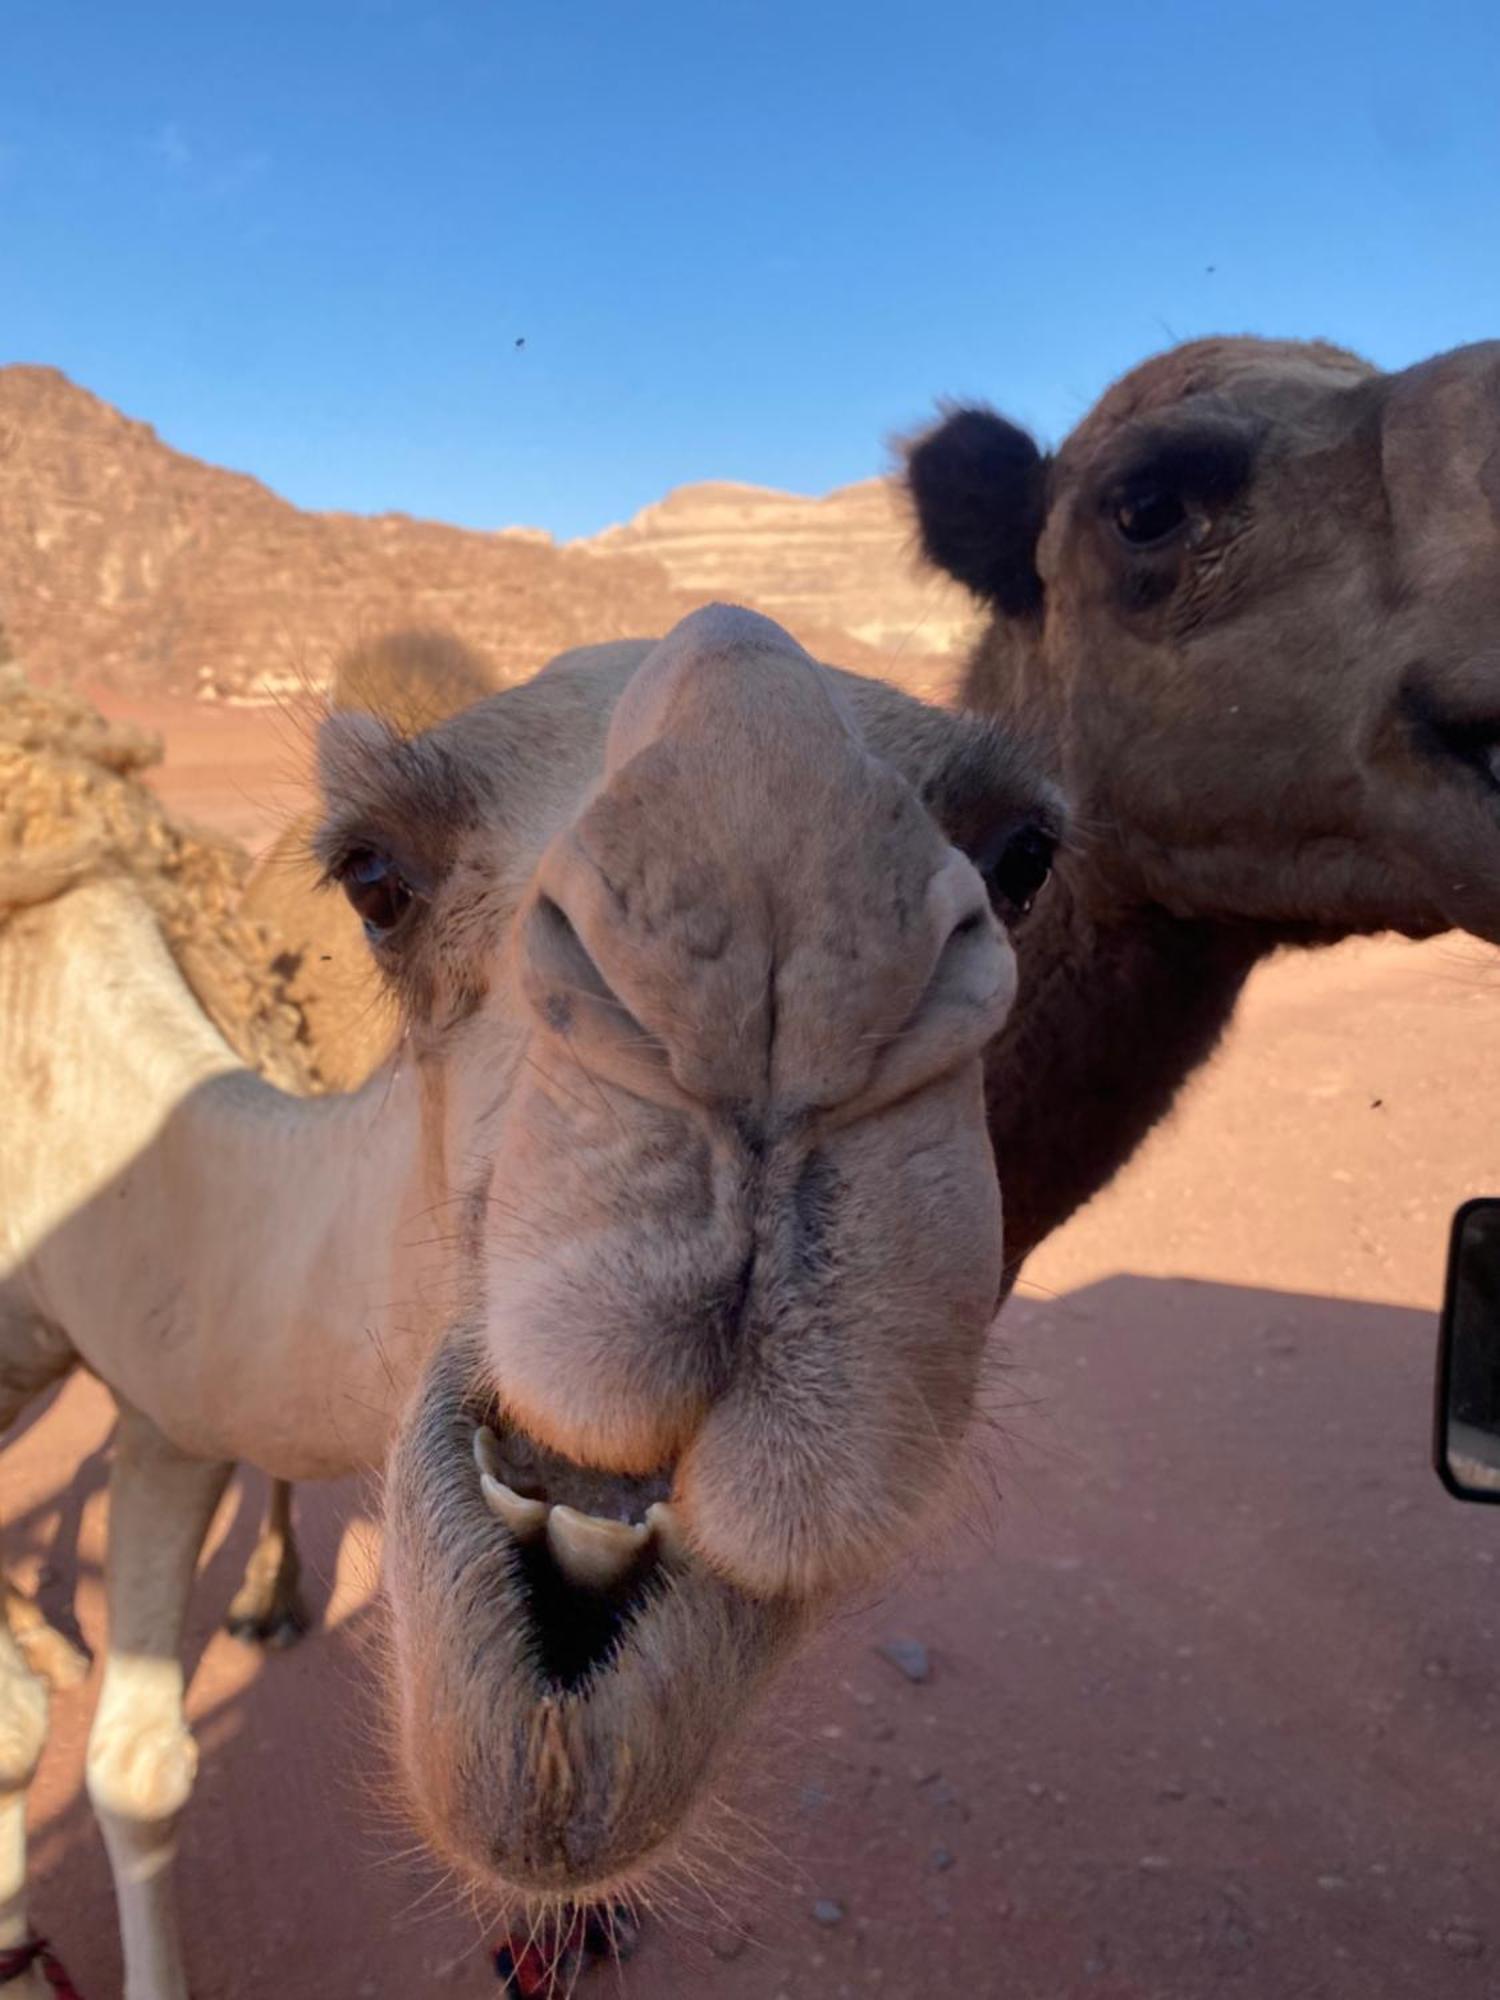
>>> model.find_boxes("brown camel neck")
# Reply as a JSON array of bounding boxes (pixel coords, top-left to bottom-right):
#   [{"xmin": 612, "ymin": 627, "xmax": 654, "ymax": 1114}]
[{"xmin": 989, "ymin": 858, "xmax": 1271, "ymax": 1290}]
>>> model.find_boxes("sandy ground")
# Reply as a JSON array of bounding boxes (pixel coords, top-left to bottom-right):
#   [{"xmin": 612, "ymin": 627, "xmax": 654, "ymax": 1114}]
[{"xmin": 8, "ymin": 704, "xmax": 1499, "ymax": 1999}]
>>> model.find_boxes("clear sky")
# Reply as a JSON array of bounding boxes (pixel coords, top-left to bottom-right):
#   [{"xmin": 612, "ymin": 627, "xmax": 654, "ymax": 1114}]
[{"xmin": 4, "ymin": 0, "xmax": 1497, "ymax": 540}]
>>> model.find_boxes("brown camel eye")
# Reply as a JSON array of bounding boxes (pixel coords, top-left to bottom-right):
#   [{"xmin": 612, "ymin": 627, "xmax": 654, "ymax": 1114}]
[
  {"xmin": 983, "ymin": 823, "xmax": 1056, "ymax": 923},
  {"xmin": 339, "ymin": 847, "xmax": 413, "ymax": 941},
  {"xmin": 1113, "ymin": 487, "xmax": 1187, "ymax": 548}
]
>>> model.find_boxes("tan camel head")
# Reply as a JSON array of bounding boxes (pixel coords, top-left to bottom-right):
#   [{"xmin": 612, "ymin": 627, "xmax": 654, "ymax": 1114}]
[
  {"xmin": 315, "ymin": 604, "xmax": 1062, "ymax": 1897},
  {"xmin": 906, "ymin": 336, "xmax": 1500, "ymax": 945}
]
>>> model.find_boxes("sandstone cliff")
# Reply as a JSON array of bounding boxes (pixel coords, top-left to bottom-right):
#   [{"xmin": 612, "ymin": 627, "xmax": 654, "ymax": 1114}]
[
  {"xmin": 0, "ymin": 366, "xmax": 963, "ymax": 703},
  {"xmin": 573, "ymin": 478, "xmax": 979, "ymax": 668}
]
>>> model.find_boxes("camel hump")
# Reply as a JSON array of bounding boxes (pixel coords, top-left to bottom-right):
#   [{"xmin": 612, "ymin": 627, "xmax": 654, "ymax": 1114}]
[{"xmin": 331, "ymin": 629, "xmax": 496, "ymax": 737}]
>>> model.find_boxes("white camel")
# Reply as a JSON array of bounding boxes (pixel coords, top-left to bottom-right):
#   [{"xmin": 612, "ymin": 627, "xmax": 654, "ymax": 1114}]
[{"xmin": 0, "ymin": 604, "xmax": 1061, "ymax": 1999}]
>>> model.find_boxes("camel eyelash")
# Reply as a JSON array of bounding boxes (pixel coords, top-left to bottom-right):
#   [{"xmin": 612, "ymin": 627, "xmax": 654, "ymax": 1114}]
[{"xmin": 1101, "ymin": 427, "xmax": 1257, "ymax": 516}]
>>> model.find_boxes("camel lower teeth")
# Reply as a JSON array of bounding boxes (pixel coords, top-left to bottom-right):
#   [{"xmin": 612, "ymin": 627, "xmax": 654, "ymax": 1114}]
[
  {"xmin": 480, "ymin": 1470, "xmax": 549, "ymax": 1540},
  {"xmin": 547, "ymin": 1505, "xmax": 650, "ymax": 1589},
  {"xmin": 645, "ymin": 1499, "xmax": 689, "ymax": 1567},
  {"xmin": 1486, "ymin": 742, "xmax": 1500, "ymax": 787},
  {"xmin": 470, "ymin": 1426, "xmax": 679, "ymax": 1587}
]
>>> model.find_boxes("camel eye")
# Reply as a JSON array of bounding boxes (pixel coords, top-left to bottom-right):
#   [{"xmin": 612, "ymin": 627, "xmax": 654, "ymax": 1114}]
[
  {"xmin": 1113, "ymin": 486, "xmax": 1188, "ymax": 548},
  {"xmin": 338, "ymin": 847, "xmax": 414, "ymax": 941}
]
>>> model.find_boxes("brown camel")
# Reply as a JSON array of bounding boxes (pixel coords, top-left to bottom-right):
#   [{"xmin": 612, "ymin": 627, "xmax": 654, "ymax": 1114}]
[
  {"xmin": 905, "ymin": 333, "xmax": 1500, "ymax": 1273},
  {"xmin": 0, "ymin": 606, "xmax": 1062, "ymax": 1998}
]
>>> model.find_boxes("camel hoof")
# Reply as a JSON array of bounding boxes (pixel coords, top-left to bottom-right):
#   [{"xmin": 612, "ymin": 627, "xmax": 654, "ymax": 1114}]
[{"xmin": 223, "ymin": 1602, "xmax": 309, "ymax": 1651}]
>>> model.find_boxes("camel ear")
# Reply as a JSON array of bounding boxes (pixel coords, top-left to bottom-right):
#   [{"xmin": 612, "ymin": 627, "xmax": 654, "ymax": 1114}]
[{"xmin": 904, "ymin": 406, "xmax": 1047, "ymax": 617}]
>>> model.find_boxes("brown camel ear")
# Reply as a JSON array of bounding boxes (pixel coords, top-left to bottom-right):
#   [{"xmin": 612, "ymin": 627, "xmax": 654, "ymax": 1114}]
[{"xmin": 904, "ymin": 406, "xmax": 1048, "ymax": 617}]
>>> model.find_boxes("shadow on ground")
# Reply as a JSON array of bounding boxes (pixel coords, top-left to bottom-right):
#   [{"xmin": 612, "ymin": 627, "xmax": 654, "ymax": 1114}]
[{"xmin": 8, "ymin": 1273, "xmax": 1497, "ymax": 1999}]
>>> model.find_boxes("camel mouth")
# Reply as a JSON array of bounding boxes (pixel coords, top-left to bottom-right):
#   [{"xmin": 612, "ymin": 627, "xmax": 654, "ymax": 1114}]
[
  {"xmin": 467, "ymin": 1414, "xmax": 679, "ymax": 1689},
  {"xmin": 384, "ymin": 1343, "xmax": 803, "ymax": 1899}
]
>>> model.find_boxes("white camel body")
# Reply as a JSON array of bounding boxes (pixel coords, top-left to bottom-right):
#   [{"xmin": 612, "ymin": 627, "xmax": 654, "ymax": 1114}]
[
  {"xmin": 0, "ymin": 866, "xmax": 430, "ymax": 2000},
  {"xmin": 2, "ymin": 884, "xmax": 418, "ymax": 1479},
  {"xmin": 0, "ymin": 605, "xmax": 1060, "ymax": 1999}
]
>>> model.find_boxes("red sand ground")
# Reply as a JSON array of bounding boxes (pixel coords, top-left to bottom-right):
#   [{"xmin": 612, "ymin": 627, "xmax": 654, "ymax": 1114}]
[{"xmin": 8, "ymin": 704, "xmax": 1498, "ymax": 1998}]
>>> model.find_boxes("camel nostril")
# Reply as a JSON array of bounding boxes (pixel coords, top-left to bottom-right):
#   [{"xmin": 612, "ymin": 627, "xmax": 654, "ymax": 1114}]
[
  {"xmin": 535, "ymin": 895, "xmax": 606, "ymax": 987},
  {"xmin": 523, "ymin": 892, "xmax": 622, "ymax": 1021},
  {"xmin": 980, "ymin": 820, "xmax": 1057, "ymax": 924}
]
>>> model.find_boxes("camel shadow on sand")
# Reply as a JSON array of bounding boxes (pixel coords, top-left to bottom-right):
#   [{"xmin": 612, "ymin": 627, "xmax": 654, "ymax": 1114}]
[{"xmin": 8, "ymin": 1272, "xmax": 1497, "ymax": 2000}]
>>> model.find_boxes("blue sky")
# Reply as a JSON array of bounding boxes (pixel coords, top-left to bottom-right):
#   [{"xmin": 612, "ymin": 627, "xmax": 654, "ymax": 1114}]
[{"xmin": 3, "ymin": 0, "xmax": 1498, "ymax": 539}]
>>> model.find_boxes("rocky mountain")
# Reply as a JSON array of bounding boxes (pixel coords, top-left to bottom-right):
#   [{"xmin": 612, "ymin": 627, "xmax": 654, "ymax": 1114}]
[
  {"xmin": 573, "ymin": 478, "xmax": 980, "ymax": 665},
  {"xmin": 0, "ymin": 367, "xmax": 969, "ymax": 706}
]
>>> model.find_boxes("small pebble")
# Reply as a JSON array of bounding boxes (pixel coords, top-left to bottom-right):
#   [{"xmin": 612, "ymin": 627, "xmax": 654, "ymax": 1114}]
[
  {"xmin": 1139, "ymin": 1855, "xmax": 1171, "ymax": 1873},
  {"xmin": 877, "ymin": 1637, "xmax": 931, "ymax": 1683},
  {"xmin": 930, "ymin": 1843, "xmax": 956, "ymax": 1872},
  {"xmin": 1442, "ymin": 1929, "xmax": 1484, "ymax": 1959},
  {"xmin": 813, "ymin": 1898, "xmax": 846, "ymax": 1927}
]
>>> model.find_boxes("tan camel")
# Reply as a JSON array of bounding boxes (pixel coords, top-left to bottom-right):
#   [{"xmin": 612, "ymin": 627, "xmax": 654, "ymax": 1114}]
[
  {"xmin": 905, "ymin": 333, "xmax": 1500, "ymax": 1271},
  {"xmin": 0, "ymin": 605, "xmax": 1062, "ymax": 1999}
]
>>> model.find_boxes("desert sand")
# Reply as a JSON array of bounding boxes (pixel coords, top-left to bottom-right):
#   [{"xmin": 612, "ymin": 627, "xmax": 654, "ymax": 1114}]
[{"xmin": 6, "ymin": 702, "xmax": 1497, "ymax": 1999}]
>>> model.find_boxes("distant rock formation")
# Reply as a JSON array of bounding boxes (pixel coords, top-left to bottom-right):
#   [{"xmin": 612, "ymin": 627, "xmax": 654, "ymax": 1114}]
[
  {"xmin": 0, "ymin": 365, "xmax": 960, "ymax": 703},
  {"xmin": 573, "ymin": 478, "xmax": 979, "ymax": 670}
]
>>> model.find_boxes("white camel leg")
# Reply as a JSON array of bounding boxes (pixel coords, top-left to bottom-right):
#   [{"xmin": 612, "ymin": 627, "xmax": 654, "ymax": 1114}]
[
  {"xmin": 0, "ymin": 1312, "xmax": 78, "ymax": 1996},
  {"xmin": 0, "ymin": 1615, "xmax": 50, "ymax": 1998},
  {"xmin": 85, "ymin": 1407, "xmax": 230, "ymax": 2000}
]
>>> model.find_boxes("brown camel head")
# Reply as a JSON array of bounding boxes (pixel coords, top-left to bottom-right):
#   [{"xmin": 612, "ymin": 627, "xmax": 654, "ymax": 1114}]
[
  {"xmin": 906, "ymin": 336, "xmax": 1500, "ymax": 945},
  {"xmin": 313, "ymin": 605, "xmax": 1062, "ymax": 1899}
]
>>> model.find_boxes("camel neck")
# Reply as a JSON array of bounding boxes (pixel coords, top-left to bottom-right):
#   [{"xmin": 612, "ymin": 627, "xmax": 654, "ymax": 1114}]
[
  {"xmin": 989, "ymin": 860, "xmax": 1270, "ymax": 1289},
  {"xmin": 14, "ymin": 883, "xmax": 443, "ymax": 1477},
  {"xmin": 147, "ymin": 1058, "xmax": 445, "ymax": 1474}
]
